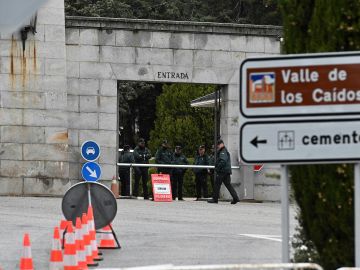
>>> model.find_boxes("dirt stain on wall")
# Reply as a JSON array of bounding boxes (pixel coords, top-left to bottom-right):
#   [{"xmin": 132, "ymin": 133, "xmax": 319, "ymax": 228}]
[{"xmin": 9, "ymin": 36, "xmax": 38, "ymax": 90}]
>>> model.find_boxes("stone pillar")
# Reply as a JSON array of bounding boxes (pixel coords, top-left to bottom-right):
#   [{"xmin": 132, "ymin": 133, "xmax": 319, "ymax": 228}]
[
  {"xmin": 0, "ymin": 0, "xmax": 69, "ymax": 195},
  {"xmin": 220, "ymin": 83, "xmax": 255, "ymax": 200},
  {"xmin": 66, "ymin": 27, "xmax": 118, "ymax": 188}
]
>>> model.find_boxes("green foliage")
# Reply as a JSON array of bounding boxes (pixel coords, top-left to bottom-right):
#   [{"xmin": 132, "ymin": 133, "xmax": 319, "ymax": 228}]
[
  {"xmin": 290, "ymin": 165, "xmax": 354, "ymax": 269},
  {"xmin": 65, "ymin": 0, "xmax": 281, "ymax": 25},
  {"xmin": 148, "ymin": 83, "xmax": 215, "ymax": 157},
  {"xmin": 118, "ymin": 82, "xmax": 161, "ymax": 147},
  {"xmin": 280, "ymin": 0, "xmax": 360, "ymax": 53},
  {"xmin": 280, "ymin": 1, "xmax": 360, "ymax": 269}
]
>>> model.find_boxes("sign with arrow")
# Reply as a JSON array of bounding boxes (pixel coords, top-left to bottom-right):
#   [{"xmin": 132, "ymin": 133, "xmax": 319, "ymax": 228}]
[
  {"xmin": 240, "ymin": 119, "xmax": 360, "ymax": 164},
  {"xmin": 81, "ymin": 162, "xmax": 102, "ymax": 182},
  {"xmin": 239, "ymin": 52, "xmax": 360, "ymax": 164}
]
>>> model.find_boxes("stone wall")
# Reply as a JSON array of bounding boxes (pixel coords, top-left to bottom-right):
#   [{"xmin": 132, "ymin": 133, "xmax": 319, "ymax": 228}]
[{"xmin": 0, "ymin": 0, "xmax": 70, "ymax": 195}]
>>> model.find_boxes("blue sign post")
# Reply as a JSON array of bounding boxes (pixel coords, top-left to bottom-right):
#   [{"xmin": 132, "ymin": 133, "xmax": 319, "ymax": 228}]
[
  {"xmin": 81, "ymin": 140, "xmax": 100, "ymax": 161},
  {"xmin": 81, "ymin": 162, "xmax": 102, "ymax": 182}
]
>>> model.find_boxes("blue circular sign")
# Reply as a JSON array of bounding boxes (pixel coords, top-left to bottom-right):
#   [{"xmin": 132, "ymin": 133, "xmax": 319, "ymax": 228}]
[
  {"xmin": 81, "ymin": 162, "xmax": 102, "ymax": 182},
  {"xmin": 81, "ymin": 140, "xmax": 100, "ymax": 161}
]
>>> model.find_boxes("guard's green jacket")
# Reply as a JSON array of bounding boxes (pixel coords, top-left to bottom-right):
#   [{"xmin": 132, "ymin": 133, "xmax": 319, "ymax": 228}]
[
  {"xmin": 172, "ymin": 153, "xmax": 188, "ymax": 175},
  {"xmin": 208, "ymin": 154, "xmax": 215, "ymax": 166},
  {"xmin": 215, "ymin": 147, "xmax": 232, "ymax": 175},
  {"xmin": 155, "ymin": 147, "xmax": 173, "ymax": 164},
  {"xmin": 193, "ymin": 154, "xmax": 209, "ymax": 174},
  {"xmin": 133, "ymin": 146, "xmax": 151, "ymax": 164},
  {"xmin": 118, "ymin": 151, "xmax": 135, "ymax": 172}
]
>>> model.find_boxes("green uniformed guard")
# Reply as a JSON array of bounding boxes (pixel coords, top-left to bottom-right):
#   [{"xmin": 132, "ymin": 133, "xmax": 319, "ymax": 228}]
[
  {"xmin": 155, "ymin": 140, "xmax": 173, "ymax": 175},
  {"xmin": 171, "ymin": 145, "xmax": 188, "ymax": 200},
  {"xmin": 193, "ymin": 145, "xmax": 209, "ymax": 200},
  {"xmin": 133, "ymin": 138, "xmax": 151, "ymax": 199},
  {"xmin": 118, "ymin": 144, "xmax": 135, "ymax": 196},
  {"xmin": 208, "ymin": 139, "xmax": 240, "ymax": 204}
]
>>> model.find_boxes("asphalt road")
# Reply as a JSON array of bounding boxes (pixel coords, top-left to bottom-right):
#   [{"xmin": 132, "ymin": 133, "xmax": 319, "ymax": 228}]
[{"xmin": 0, "ymin": 197, "xmax": 296, "ymax": 269}]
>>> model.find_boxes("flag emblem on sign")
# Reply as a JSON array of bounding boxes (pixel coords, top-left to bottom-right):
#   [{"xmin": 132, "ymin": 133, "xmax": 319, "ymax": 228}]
[{"xmin": 249, "ymin": 72, "xmax": 275, "ymax": 103}]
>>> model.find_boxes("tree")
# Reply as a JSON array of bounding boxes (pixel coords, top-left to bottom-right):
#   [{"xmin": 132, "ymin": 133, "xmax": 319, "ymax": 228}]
[
  {"xmin": 65, "ymin": 0, "xmax": 282, "ymax": 25},
  {"xmin": 280, "ymin": 1, "xmax": 360, "ymax": 269},
  {"xmin": 118, "ymin": 82, "xmax": 162, "ymax": 147},
  {"xmin": 148, "ymin": 84, "xmax": 215, "ymax": 156}
]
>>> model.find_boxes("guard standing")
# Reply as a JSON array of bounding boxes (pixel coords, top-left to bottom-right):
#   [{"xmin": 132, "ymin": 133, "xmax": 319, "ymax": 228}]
[
  {"xmin": 171, "ymin": 145, "xmax": 188, "ymax": 200},
  {"xmin": 133, "ymin": 138, "xmax": 152, "ymax": 200},
  {"xmin": 118, "ymin": 145, "xmax": 134, "ymax": 196},
  {"xmin": 208, "ymin": 139, "xmax": 240, "ymax": 204},
  {"xmin": 155, "ymin": 140, "xmax": 173, "ymax": 175},
  {"xmin": 193, "ymin": 145, "xmax": 209, "ymax": 200}
]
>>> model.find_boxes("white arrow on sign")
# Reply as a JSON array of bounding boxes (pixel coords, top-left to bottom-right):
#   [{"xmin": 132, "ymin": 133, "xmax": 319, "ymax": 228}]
[{"xmin": 86, "ymin": 166, "xmax": 97, "ymax": 178}]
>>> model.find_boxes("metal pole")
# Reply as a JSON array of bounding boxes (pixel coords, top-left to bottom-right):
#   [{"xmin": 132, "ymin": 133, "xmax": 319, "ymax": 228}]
[
  {"xmin": 281, "ymin": 165, "xmax": 289, "ymax": 263},
  {"xmin": 87, "ymin": 183, "xmax": 92, "ymax": 205},
  {"xmin": 129, "ymin": 165, "xmax": 133, "ymax": 196},
  {"xmin": 355, "ymin": 163, "xmax": 360, "ymax": 266},
  {"xmin": 214, "ymin": 89, "xmax": 218, "ymax": 157}
]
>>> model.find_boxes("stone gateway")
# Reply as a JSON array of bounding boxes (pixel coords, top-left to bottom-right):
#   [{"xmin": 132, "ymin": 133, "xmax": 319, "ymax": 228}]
[{"xmin": 0, "ymin": 0, "xmax": 282, "ymax": 201}]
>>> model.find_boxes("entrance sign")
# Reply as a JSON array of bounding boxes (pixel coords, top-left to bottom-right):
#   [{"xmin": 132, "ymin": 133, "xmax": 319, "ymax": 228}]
[
  {"xmin": 151, "ymin": 174, "xmax": 172, "ymax": 202},
  {"xmin": 241, "ymin": 119, "xmax": 360, "ymax": 164},
  {"xmin": 240, "ymin": 52, "xmax": 360, "ymax": 118},
  {"xmin": 82, "ymin": 162, "xmax": 102, "ymax": 182},
  {"xmin": 81, "ymin": 140, "xmax": 101, "ymax": 161}
]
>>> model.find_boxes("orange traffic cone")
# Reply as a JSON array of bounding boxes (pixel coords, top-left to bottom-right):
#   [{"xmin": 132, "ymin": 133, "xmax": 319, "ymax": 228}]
[
  {"xmin": 20, "ymin": 233, "xmax": 34, "ymax": 270},
  {"xmin": 75, "ymin": 217, "xmax": 88, "ymax": 270},
  {"xmin": 87, "ymin": 206, "xmax": 102, "ymax": 262},
  {"xmin": 98, "ymin": 225, "xmax": 118, "ymax": 249},
  {"xmin": 63, "ymin": 222, "xmax": 78, "ymax": 270},
  {"xmin": 50, "ymin": 227, "xmax": 63, "ymax": 270},
  {"xmin": 111, "ymin": 176, "xmax": 119, "ymax": 199},
  {"xmin": 60, "ymin": 219, "xmax": 68, "ymax": 247},
  {"xmin": 82, "ymin": 213, "xmax": 98, "ymax": 267}
]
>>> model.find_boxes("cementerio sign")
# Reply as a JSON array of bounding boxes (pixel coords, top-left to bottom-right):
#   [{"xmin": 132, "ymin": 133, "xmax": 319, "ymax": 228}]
[{"xmin": 240, "ymin": 52, "xmax": 360, "ymax": 118}]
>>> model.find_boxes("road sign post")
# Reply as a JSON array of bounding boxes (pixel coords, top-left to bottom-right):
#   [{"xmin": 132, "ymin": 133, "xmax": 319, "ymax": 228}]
[
  {"xmin": 281, "ymin": 165, "xmax": 289, "ymax": 263},
  {"xmin": 355, "ymin": 163, "xmax": 360, "ymax": 266},
  {"xmin": 239, "ymin": 52, "xmax": 360, "ymax": 265}
]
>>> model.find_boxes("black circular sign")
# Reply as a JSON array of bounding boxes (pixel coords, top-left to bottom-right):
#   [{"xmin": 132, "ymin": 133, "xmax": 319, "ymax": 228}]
[{"xmin": 62, "ymin": 182, "xmax": 117, "ymax": 230}]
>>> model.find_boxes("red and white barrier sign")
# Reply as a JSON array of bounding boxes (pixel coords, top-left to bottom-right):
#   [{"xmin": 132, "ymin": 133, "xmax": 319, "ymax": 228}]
[
  {"xmin": 253, "ymin": 164, "xmax": 264, "ymax": 172},
  {"xmin": 151, "ymin": 174, "xmax": 172, "ymax": 202}
]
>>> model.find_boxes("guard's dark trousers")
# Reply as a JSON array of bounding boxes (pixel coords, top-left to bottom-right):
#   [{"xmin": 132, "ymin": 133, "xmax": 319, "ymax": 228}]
[
  {"xmin": 213, "ymin": 173, "xmax": 239, "ymax": 202},
  {"xmin": 119, "ymin": 170, "xmax": 130, "ymax": 196},
  {"xmin": 171, "ymin": 173, "xmax": 184, "ymax": 200},
  {"xmin": 195, "ymin": 173, "xmax": 208, "ymax": 199},
  {"xmin": 134, "ymin": 168, "xmax": 149, "ymax": 199}
]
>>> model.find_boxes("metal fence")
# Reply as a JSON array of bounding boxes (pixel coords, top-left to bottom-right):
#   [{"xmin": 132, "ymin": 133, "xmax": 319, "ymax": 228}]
[
  {"xmin": 98, "ymin": 262, "xmax": 323, "ymax": 270},
  {"xmin": 116, "ymin": 163, "xmax": 241, "ymax": 196}
]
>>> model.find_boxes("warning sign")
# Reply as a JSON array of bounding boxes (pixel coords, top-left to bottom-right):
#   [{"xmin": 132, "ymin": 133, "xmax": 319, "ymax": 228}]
[{"xmin": 151, "ymin": 174, "xmax": 172, "ymax": 202}]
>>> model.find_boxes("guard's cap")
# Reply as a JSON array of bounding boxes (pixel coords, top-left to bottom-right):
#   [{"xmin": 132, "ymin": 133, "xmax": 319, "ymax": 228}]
[
  {"xmin": 162, "ymin": 139, "xmax": 168, "ymax": 144},
  {"xmin": 199, "ymin": 145, "xmax": 205, "ymax": 149},
  {"xmin": 175, "ymin": 145, "xmax": 182, "ymax": 149},
  {"xmin": 216, "ymin": 139, "xmax": 224, "ymax": 145},
  {"xmin": 124, "ymin": 144, "xmax": 131, "ymax": 151},
  {"xmin": 138, "ymin": 138, "xmax": 145, "ymax": 143}
]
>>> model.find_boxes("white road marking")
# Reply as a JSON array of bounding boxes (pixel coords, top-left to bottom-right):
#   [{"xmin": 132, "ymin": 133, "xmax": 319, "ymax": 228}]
[{"xmin": 238, "ymin": 234, "xmax": 282, "ymax": 242}]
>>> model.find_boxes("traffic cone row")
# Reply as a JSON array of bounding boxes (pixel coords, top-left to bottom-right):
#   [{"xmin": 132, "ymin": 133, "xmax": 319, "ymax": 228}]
[{"xmin": 19, "ymin": 205, "xmax": 121, "ymax": 270}]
